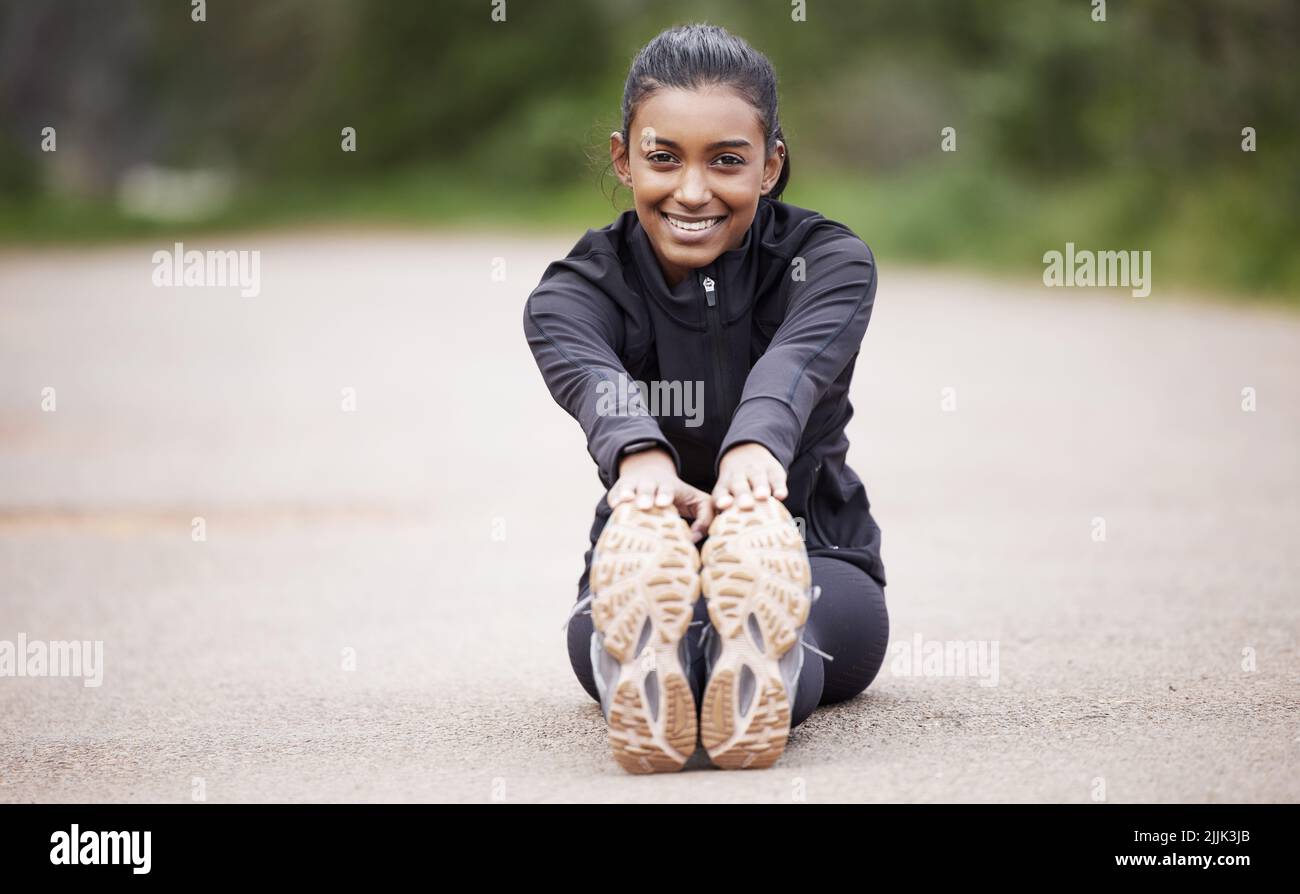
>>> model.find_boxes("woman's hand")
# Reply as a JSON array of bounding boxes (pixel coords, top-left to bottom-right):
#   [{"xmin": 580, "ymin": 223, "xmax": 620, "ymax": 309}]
[
  {"xmin": 713, "ymin": 442, "xmax": 788, "ymax": 511},
  {"xmin": 608, "ymin": 448, "xmax": 716, "ymax": 542}
]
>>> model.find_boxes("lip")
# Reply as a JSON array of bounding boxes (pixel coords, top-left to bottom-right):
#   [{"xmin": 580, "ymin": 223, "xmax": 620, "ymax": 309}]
[{"xmin": 660, "ymin": 210, "xmax": 728, "ymax": 243}]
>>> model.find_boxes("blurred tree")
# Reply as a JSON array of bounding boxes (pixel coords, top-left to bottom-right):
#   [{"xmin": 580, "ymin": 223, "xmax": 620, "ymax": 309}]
[{"xmin": 0, "ymin": 0, "xmax": 1294, "ymax": 291}]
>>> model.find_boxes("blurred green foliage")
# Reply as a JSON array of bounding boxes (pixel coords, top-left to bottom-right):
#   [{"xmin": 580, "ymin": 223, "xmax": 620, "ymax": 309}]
[{"xmin": 0, "ymin": 0, "xmax": 1296, "ymax": 299}]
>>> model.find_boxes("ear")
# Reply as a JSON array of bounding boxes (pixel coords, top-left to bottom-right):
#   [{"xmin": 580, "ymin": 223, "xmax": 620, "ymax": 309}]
[
  {"xmin": 760, "ymin": 139, "xmax": 786, "ymax": 195},
  {"xmin": 610, "ymin": 131, "xmax": 633, "ymax": 188}
]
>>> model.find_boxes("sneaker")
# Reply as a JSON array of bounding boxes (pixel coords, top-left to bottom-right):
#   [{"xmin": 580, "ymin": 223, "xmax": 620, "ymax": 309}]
[
  {"xmin": 583, "ymin": 502, "xmax": 701, "ymax": 774},
  {"xmin": 698, "ymin": 497, "xmax": 813, "ymax": 769}
]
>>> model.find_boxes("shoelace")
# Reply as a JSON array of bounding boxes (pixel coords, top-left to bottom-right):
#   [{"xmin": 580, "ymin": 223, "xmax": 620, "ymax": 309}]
[
  {"xmin": 803, "ymin": 585, "xmax": 833, "ymax": 660},
  {"xmin": 559, "ymin": 592, "xmax": 593, "ymax": 633}
]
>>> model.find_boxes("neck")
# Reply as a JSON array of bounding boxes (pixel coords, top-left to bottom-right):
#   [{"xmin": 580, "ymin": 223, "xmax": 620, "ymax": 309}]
[{"xmin": 654, "ymin": 246, "xmax": 691, "ymax": 290}]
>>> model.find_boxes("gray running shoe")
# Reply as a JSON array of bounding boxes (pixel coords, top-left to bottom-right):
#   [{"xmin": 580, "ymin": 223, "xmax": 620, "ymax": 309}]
[
  {"xmin": 698, "ymin": 498, "xmax": 821, "ymax": 770},
  {"xmin": 569, "ymin": 502, "xmax": 701, "ymax": 774}
]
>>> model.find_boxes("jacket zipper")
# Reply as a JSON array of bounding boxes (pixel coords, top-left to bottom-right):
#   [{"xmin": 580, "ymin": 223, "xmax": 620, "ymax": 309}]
[
  {"xmin": 701, "ymin": 273, "xmax": 729, "ymax": 435},
  {"xmin": 806, "ymin": 460, "xmax": 836, "ymax": 548}
]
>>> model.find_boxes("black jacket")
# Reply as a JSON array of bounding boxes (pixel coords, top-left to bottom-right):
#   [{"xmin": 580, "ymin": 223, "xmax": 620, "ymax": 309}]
[{"xmin": 523, "ymin": 195, "xmax": 885, "ymax": 589}]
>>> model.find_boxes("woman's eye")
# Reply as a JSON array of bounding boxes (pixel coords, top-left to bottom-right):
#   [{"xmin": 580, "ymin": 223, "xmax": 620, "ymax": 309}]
[{"xmin": 646, "ymin": 153, "xmax": 743, "ymax": 166}]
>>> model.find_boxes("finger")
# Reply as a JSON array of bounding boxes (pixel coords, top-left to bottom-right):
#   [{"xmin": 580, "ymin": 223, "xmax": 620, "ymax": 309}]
[
  {"xmin": 712, "ymin": 482, "xmax": 733, "ymax": 511},
  {"xmin": 770, "ymin": 466, "xmax": 789, "ymax": 501},
  {"xmin": 750, "ymin": 468, "xmax": 772, "ymax": 501},
  {"xmin": 653, "ymin": 482, "xmax": 673, "ymax": 508},
  {"xmin": 691, "ymin": 495, "xmax": 715, "ymax": 539},
  {"xmin": 673, "ymin": 485, "xmax": 700, "ymax": 519},
  {"xmin": 730, "ymin": 472, "xmax": 755, "ymax": 510},
  {"xmin": 635, "ymin": 477, "xmax": 656, "ymax": 509},
  {"xmin": 607, "ymin": 483, "xmax": 634, "ymax": 509}
]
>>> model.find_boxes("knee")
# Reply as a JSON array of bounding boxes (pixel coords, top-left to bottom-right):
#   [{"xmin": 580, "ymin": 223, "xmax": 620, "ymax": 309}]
[
  {"xmin": 851, "ymin": 578, "xmax": 889, "ymax": 693},
  {"xmin": 809, "ymin": 560, "xmax": 889, "ymax": 703},
  {"xmin": 831, "ymin": 598, "xmax": 888, "ymax": 702}
]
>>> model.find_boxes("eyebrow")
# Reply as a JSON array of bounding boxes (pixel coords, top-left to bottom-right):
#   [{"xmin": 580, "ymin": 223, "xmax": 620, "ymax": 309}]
[{"xmin": 649, "ymin": 137, "xmax": 754, "ymax": 152}]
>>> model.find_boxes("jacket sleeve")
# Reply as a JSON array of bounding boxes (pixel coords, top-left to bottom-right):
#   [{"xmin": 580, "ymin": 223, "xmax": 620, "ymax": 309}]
[
  {"xmin": 717, "ymin": 231, "xmax": 877, "ymax": 473},
  {"xmin": 523, "ymin": 249, "xmax": 681, "ymax": 489}
]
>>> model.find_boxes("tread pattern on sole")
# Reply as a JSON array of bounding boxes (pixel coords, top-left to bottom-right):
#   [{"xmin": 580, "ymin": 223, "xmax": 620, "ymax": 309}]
[
  {"xmin": 590, "ymin": 503, "xmax": 701, "ymax": 774},
  {"xmin": 699, "ymin": 499, "xmax": 811, "ymax": 770}
]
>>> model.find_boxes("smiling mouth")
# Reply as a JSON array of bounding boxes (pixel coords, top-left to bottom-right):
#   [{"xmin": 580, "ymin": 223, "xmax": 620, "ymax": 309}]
[{"xmin": 661, "ymin": 211, "xmax": 727, "ymax": 233}]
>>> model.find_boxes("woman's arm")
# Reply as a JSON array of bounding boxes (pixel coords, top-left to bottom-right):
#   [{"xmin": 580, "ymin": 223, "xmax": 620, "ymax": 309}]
[
  {"xmin": 713, "ymin": 232, "xmax": 878, "ymax": 507},
  {"xmin": 522, "ymin": 251, "xmax": 679, "ymax": 489},
  {"xmin": 523, "ymin": 253, "xmax": 716, "ymax": 537}
]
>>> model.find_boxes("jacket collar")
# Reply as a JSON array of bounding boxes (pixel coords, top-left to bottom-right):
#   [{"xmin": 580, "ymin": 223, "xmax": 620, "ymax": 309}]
[{"xmin": 626, "ymin": 199, "xmax": 768, "ymax": 327}]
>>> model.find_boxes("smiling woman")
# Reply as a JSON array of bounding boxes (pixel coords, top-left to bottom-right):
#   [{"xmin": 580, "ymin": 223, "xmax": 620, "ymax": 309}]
[
  {"xmin": 525, "ymin": 22, "xmax": 888, "ymax": 775},
  {"xmin": 609, "ymin": 44, "xmax": 789, "ymax": 289}
]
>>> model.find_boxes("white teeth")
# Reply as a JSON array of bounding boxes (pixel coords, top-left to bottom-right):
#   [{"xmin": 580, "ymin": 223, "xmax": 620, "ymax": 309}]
[{"xmin": 664, "ymin": 214, "xmax": 722, "ymax": 232}]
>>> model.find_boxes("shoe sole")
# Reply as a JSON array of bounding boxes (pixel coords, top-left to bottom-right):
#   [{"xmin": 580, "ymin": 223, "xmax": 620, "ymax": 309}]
[
  {"xmin": 700, "ymin": 498, "xmax": 812, "ymax": 770},
  {"xmin": 589, "ymin": 502, "xmax": 701, "ymax": 774}
]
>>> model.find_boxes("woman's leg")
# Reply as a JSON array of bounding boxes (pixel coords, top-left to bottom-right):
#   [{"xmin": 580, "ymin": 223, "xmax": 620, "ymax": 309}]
[
  {"xmin": 566, "ymin": 560, "xmax": 601, "ymax": 705},
  {"xmin": 569, "ymin": 548, "xmax": 887, "ymax": 724},
  {"xmin": 789, "ymin": 627, "xmax": 825, "ymax": 729},
  {"xmin": 806, "ymin": 555, "xmax": 890, "ymax": 705}
]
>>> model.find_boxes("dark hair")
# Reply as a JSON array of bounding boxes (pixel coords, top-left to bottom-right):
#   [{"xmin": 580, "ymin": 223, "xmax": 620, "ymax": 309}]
[{"xmin": 607, "ymin": 23, "xmax": 790, "ymax": 202}]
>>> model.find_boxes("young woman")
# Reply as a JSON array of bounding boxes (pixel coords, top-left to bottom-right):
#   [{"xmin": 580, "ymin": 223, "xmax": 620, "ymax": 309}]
[{"xmin": 524, "ymin": 23, "xmax": 889, "ymax": 773}]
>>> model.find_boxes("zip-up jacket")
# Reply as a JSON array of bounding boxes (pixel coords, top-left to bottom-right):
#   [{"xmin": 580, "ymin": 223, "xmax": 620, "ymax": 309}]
[{"xmin": 522, "ymin": 195, "xmax": 885, "ymax": 589}]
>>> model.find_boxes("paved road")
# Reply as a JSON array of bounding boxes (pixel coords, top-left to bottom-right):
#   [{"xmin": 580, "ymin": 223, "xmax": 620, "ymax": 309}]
[{"xmin": 1, "ymin": 231, "xmax": 1296, "ymax": 802}]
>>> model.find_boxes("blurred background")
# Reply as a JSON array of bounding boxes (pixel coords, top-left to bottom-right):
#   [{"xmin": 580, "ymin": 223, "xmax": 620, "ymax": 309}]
[{"xmin": 2, "ymin": 0, "xmax": 1297, "ymax": 300}]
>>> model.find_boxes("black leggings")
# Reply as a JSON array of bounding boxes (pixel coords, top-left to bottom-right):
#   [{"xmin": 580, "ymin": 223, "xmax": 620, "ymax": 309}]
[{"xmin": 567, "ymin": 553, "xmax": 889, "ymax": 729}]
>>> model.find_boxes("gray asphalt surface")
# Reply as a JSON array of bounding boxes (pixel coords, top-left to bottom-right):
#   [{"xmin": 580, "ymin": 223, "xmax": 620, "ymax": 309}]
[{"xmin": 1, "ymin": 231, "xmax": 1297, "ymax": 802}]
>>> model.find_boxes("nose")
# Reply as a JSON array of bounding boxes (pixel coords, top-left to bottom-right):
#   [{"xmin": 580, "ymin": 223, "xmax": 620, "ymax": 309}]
[{"xmin": 674, "ymin": 165, "xmax": 712, "ymax": 207}]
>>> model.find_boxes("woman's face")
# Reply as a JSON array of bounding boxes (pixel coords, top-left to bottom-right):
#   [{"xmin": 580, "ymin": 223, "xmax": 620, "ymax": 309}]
[{"xmin": 612, "ymin": 86, "xmax": 785, "ymax": 288}]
